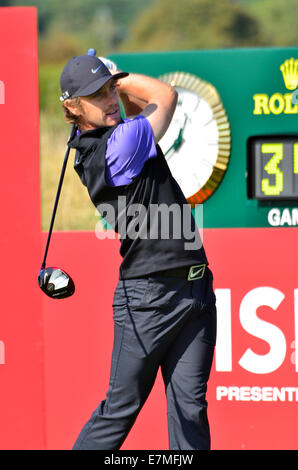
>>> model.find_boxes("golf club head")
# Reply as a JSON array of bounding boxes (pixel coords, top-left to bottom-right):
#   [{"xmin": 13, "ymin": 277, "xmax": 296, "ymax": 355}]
[{"xmin": 38, "ymin": 267, "xmax": 75, "ymax": 299}]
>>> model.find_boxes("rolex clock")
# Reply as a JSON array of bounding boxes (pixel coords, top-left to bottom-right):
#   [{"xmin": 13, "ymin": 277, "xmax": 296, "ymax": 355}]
[{"xmin": 158, "ymin": 72, "xmax": 231, "ymax": 206}]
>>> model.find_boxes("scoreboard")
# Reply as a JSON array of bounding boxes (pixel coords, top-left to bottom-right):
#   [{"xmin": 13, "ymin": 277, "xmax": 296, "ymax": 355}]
[{"xmin": 248, "ymin": 135, "xmax": 298, "ymax": 200}]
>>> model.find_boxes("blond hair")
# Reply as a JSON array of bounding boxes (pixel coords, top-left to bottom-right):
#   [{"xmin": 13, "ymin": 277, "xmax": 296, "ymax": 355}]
[{"xmin": 61, "ymin": 97, "xmax": 83, "ymax": 127}]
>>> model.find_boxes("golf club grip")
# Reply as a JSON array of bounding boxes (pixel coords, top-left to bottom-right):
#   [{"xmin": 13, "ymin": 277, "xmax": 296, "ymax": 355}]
[{"xmin": 41, "ymin": 124, "xmax": 77, "ymax": 268}]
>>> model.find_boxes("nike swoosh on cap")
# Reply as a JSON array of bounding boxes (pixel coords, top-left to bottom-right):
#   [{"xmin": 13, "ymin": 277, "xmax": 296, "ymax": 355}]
[{"xmin": 91, "ymin": 65, "xmax": 102, "ymax": 74}]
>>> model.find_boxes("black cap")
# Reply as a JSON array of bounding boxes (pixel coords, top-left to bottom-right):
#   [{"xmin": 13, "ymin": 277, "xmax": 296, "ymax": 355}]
[{"xmin": 60, "ymin": 55, "xmax": 128, "ymax": 101}]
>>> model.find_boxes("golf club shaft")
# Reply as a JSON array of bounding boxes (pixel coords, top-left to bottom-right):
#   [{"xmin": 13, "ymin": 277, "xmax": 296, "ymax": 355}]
[{"xmin": 41, "ymin": 124, "xmax": 77, "ymax": 269}]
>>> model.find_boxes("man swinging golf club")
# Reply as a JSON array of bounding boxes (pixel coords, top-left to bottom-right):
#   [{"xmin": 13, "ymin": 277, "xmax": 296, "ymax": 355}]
[{"xmin": 59, "ymin": 52, "xmax": 217, "ymax": 450}]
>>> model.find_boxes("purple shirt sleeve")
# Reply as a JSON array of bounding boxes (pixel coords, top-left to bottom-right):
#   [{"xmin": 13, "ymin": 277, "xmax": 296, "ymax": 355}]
[{"xmin": 105, "ymin": 115, "xmax": 157, "ymax": 186}]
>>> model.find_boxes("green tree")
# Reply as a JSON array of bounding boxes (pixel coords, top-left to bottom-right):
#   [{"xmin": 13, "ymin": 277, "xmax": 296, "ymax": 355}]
[
  {"xmin": 10, "ymin": 0, "xmax": 152, "ymax": 62},
  {"xmin": 244, "ymin": 0, "xmax": 298, "ymax": 47},
  {"xmin": 121, "ymin": 0, "xmax": 265, "ymax": 52}
]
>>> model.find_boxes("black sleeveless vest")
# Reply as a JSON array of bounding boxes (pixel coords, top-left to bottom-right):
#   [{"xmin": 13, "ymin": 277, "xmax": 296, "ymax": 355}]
[{"xmin": 70, "ymin": 124, "xmax": 208, "ymax": 279}]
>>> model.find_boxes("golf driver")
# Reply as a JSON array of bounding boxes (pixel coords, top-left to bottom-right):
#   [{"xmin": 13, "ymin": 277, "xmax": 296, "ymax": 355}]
[{"xmin": 38, "ymin": 124, "xmax": 77, "ymax": 299}]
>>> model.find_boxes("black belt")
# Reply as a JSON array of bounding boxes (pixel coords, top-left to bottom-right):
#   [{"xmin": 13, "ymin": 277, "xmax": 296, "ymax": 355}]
[{"xmin": 152, "ymin": 264, "xmax": 207, "ymax": 281}]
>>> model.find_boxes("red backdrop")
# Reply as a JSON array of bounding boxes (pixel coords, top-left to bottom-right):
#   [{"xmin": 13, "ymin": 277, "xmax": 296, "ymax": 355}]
[
  {"xmin": 0, "ymin": 7, "xmax": 45, "ymax": 450},
  {"xmin": 42, "ymin": 228, "xmax": 298, "ymax": 450}
]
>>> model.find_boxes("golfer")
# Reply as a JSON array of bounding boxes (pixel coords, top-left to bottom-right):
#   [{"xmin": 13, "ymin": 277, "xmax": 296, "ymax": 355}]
[{"xmin": 60, "ymin": 54, "xmax": 217, "ymax": 450}]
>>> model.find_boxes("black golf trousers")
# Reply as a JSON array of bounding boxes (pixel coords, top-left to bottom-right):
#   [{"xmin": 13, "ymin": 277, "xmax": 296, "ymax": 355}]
[{"xmin": 73, "ymin": 267, "xmax": 217, "ymax": 450}]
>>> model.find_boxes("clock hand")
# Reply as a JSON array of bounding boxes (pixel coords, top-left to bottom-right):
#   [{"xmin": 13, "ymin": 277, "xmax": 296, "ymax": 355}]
[{"xmin": 164, "ymin": 114, "xmax": 188, "ymax": 158}]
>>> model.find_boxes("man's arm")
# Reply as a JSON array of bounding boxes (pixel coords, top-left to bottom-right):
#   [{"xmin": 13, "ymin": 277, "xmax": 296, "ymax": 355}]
[
  {"xmin": 118, "ymin": 91, "xmax": 148, "ymax": 118},
  {"xmin": 117, "ymin": 73, "xmax": 178, "ymax": 143}
]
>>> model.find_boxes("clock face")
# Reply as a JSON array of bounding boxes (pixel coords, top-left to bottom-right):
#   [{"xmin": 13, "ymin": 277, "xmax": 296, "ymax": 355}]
[{"xmin": 158, "ymin": 72, "xmax": 231, "ymax": 206}]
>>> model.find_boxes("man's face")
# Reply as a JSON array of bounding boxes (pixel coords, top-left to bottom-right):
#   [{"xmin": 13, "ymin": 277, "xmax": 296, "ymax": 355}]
[{"xmin": 68, "ymin": 79, "xmax": 122, "ymax": 130}]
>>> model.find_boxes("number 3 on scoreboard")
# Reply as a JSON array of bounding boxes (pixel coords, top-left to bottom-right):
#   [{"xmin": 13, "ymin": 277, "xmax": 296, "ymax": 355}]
[{"xmin": 261, "ymin": 143, "xmax": 283, "ymax": 196}]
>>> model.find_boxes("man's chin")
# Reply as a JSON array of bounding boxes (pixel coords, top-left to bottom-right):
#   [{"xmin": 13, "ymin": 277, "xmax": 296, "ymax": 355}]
[{"xmin": 105, "ymin": 110, "xmax": 121, "ymax": 126}]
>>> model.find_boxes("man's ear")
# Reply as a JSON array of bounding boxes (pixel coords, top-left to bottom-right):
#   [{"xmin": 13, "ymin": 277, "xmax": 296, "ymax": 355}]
[{"xmin": 64, "ymin": 98, "xmax": 82, "ymax": 116}]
